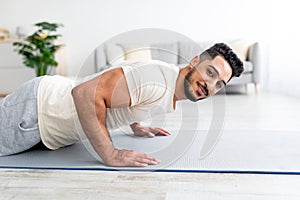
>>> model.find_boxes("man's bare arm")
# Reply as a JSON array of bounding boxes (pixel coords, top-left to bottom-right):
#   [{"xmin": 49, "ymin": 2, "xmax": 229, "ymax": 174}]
[{"xmin": 72, "ymin": 68, "xmax": 159, "ymax": 167}]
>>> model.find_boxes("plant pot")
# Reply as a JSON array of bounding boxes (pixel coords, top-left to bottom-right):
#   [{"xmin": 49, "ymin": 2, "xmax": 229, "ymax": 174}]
[{"xmin": 35, "ymin": 65, "xmax": 48, "ymax": 77}]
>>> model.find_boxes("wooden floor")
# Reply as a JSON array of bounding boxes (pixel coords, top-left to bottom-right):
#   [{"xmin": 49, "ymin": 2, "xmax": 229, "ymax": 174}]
[
  {"xmin": 1, "ymin": 169, "xmax": 300, "ymax": 200},
  {"xmin": 1, "ymin": 90, "xmax": 300, "ymax": 200}
]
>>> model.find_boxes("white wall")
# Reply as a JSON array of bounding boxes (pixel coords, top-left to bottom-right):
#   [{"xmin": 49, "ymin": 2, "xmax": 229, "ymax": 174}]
[
  {"xmin": 267, "ymin": 0, "xmax": 300, "ymax": 97},
  {"xmin": 1, "ymin": 0, "xmax": 299, "ymax": 97}
]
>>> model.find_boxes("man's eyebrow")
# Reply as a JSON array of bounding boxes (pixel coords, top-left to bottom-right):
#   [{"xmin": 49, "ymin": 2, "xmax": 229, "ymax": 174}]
[{"xmin": 208, "ymin": 65, "xmax": 227, "ymax": 86}]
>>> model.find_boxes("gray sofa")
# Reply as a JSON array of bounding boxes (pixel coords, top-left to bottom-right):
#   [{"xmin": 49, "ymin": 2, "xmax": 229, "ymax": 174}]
[{"xmin": 80, "ymin": 41, "xmax": 261, "ymax": 94}]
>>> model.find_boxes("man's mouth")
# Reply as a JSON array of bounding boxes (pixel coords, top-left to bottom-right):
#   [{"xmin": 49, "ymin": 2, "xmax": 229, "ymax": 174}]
[{"xmin": 197, "ymin": 82, "xmax": 207, "ymax": 96}]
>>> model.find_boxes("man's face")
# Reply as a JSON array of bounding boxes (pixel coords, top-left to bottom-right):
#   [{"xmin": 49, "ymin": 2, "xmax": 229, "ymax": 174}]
[{"xmin": 184, "ymin": 55, "xmax": 233, "ymax": 102}]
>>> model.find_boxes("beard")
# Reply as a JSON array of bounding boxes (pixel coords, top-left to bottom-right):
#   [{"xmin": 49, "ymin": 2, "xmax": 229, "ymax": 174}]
[
  {"xmin": 184, "ymin": 67, "xmax": 207, "ymax": 102},
  {"xmin": 184, "ymin": 68, "xmax": 199, "ymax": 102}
]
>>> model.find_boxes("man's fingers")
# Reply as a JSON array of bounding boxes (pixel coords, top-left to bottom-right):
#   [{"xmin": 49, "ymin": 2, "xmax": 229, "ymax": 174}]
[
  {"xmin": 109, "ymin": 150, "xmax": 160, "ymax": 167},
  {"xmin": 132, "ymin": 161, "xmax": 148, "ymax": 167},
  {"xmin": 124, "ymin": 150, "xmax": 160, "ymax": 166},
  {"xmin": 135, "ymin": 156, "xmax": 159, "ymax": 165},
  {"xmin": 157, "ymin": 128, "xmax": 171, "ymax": 135},
  {"xmin": 150, "ymin": 128, "xmax": 171, "ymax": 136},
  {"xmin": 130, "ymin": 155, "xmax": 159, "ymax": 167},
  {"xmin": 138, "ymin": 152, "xmax": 160, "ymax": 163}
]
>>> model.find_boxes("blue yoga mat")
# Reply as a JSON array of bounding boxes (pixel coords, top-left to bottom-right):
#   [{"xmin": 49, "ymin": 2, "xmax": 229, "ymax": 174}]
[{"xmin": 1, "ymin": 130, "xmax": 300, "ymax": 174}]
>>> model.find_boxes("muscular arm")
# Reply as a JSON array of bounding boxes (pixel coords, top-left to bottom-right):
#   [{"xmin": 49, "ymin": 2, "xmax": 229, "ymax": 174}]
[{"xmin": 72, "ymin": 68, "xmax": 159, "ymax": 167}]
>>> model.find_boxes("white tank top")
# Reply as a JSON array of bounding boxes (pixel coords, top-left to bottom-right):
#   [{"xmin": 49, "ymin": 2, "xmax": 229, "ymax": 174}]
[{"xmin": 37, "ymin": 60, "xmax": 179, "ymax": 150}]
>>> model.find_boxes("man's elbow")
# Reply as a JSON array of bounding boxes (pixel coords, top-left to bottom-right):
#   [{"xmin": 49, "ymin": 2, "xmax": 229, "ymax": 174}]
[
  {"xmin": 71, "ymin": 85, "xmax": 84, "ymax": 102},
  {"xmin": 71, "ymin": 84, "xmax": 98, "ymax": 105}
]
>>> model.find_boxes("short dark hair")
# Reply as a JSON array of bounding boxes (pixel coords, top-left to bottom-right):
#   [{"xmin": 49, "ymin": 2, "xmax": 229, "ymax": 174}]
[{"xmin": 200, "ymin": 43, "xmax": 244, "ymax": 79}]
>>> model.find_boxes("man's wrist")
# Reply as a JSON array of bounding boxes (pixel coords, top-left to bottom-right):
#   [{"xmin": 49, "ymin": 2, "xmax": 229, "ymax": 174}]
[
  {"xmin": 94, "ymin": 138, "xmax": 115, "ymax": 164},
  {"xmin": 101, "ymin": 146, "xmax": 116, "ymax": 164},
  {"xmin": 130, "ymin": 122, "xmax": 140, "ymax": 130}
]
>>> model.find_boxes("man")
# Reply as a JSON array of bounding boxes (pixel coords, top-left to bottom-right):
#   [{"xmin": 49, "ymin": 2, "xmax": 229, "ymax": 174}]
[{"xmin": 0, "ymin": 43, "xmax": 244, "ymax": 167}]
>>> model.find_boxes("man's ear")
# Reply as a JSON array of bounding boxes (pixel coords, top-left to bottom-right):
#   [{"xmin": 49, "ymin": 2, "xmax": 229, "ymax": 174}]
[{"xmin": 189, "ymin": 55, "xmax": 200, "ymax": 69}]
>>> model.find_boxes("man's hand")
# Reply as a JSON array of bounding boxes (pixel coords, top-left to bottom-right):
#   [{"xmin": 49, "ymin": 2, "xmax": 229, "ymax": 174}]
[
  {"xmin": 130, "ymin": 122, "xmax": 171, "ymax": 138},
  {"xmin": 106, "ymin": 149, "xmax": 160, "ymax": 167}
]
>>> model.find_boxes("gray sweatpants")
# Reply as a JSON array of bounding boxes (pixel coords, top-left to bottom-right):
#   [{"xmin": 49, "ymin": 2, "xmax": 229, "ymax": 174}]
[{"xmin": 0, "ymin": 77, "xmax": 43, "ymax": 156}]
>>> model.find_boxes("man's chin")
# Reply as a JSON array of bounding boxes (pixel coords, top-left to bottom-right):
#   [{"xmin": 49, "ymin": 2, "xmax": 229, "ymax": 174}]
[
  {"xmin": 185, "ymin": 91, "xmax": 205, "ymax": 102},
  {"xmin": 191, "ymin": 97, "xmax": 206, "ymax": 102},
  {"xmin": 187, "ymin": 97, "xmax": 198, "ymax": 102}
]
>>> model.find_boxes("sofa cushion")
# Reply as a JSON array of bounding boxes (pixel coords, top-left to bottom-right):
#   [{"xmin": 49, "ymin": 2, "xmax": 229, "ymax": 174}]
[
  {"xmin": 229, "ymin": 40, "xmax": 252, "ymax": 61},
  {"xmin": 228, "ymin": 73, "xmax": 252, "ymax": 85},
  {"xmin": 121, "ymin": 44, "xmax": 152, "ymax": 61},
  {"xmin": 150, "ymin": 43, "xmax": 178, "ymax": 64},
  {"xmin": 105, "ymin": 43, "xmax": 125, "ymax": 66}
]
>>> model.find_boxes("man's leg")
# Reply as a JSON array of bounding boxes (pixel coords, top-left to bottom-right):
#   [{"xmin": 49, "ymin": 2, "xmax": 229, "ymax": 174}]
[{"xmin": 0, "ymin": 77, "xmax": 43, "ymax": 156}]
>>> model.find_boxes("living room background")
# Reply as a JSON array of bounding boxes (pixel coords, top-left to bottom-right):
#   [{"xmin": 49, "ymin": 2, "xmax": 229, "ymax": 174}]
[{"xmin": 0, "ymin": 0, "xmax": 299, "ymax": 97}]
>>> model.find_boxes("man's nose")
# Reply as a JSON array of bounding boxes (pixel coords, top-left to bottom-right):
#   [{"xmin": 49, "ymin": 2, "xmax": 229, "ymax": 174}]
[{"xmin": 205, "ymin": 78, "xmax": 218, "ymax": 95}]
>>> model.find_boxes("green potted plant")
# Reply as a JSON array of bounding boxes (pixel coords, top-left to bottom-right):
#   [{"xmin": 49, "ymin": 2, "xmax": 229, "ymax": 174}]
[{"xmin": 13, "ymin": 22, "xmax": 63, "ymax": 77}]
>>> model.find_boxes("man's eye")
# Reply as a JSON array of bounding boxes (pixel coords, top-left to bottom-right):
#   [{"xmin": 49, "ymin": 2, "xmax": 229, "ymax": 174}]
[
  {"xmin": 216, "ymin": 81, "xmax": 223, "ymax": 89},
  {"xmin": 207, "ymin": 69, "xmax": 213, "ymax": 77}
]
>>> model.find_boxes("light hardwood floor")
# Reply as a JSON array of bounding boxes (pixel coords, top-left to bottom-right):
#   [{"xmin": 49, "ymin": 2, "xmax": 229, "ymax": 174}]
[
  {"xmin": 1, "ymin": 169, "xmax": 300, "ymax": 200},
  {"xmin": 1, "ymin": 90, "xmax": 300, "ymax": 200}
]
